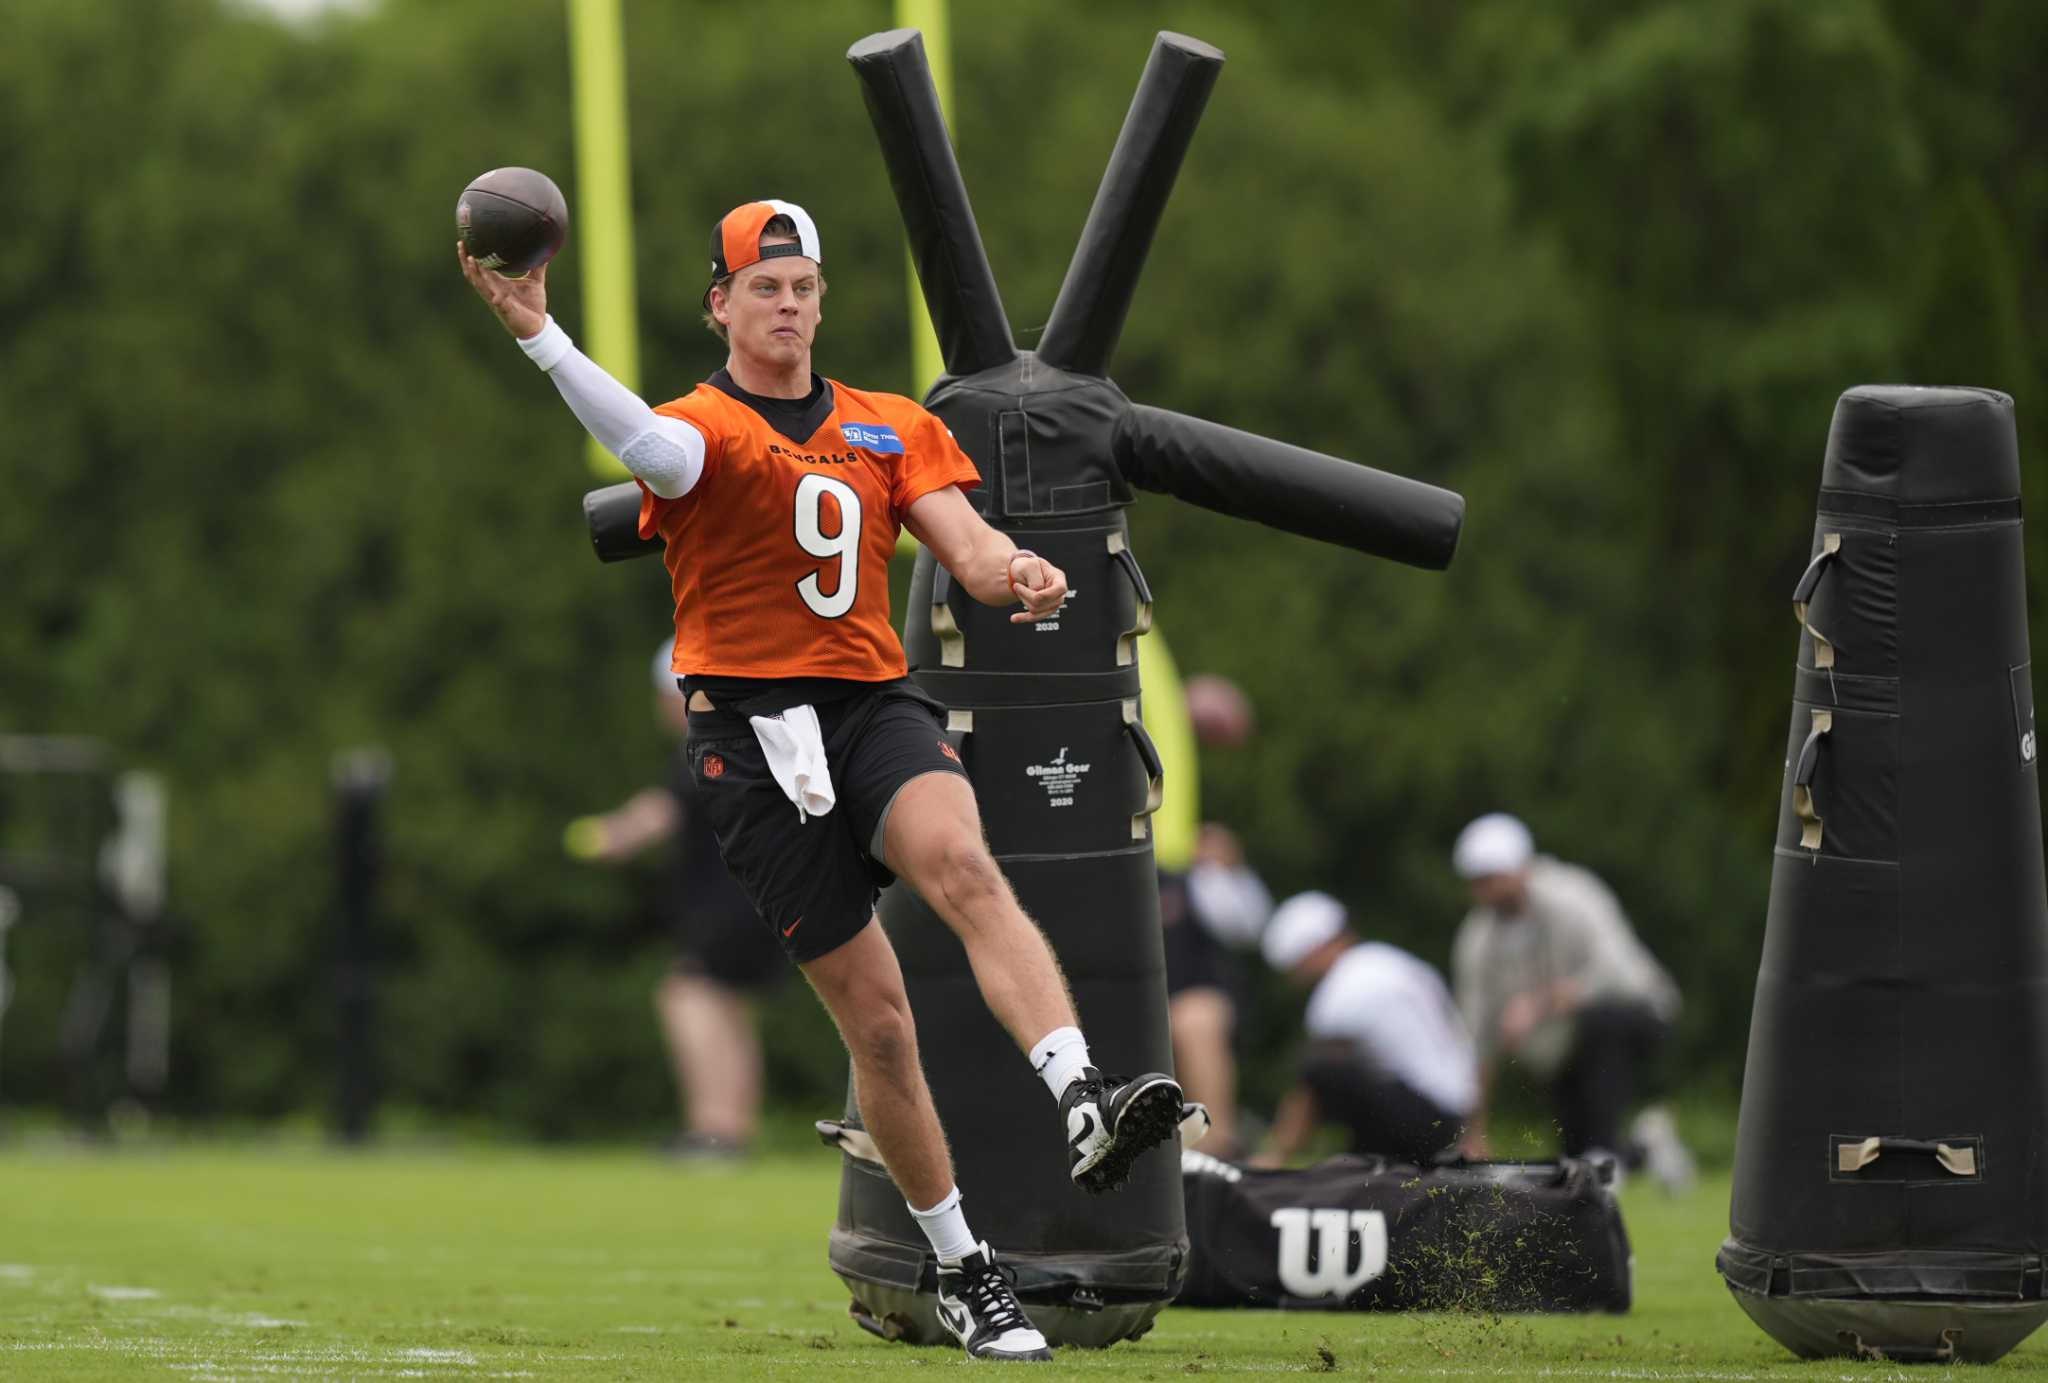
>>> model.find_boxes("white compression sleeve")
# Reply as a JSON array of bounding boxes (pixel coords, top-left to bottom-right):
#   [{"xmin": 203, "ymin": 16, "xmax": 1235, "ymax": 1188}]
[{"xmin": 516, "ymin": 317, "xmax": 705, "ymax": 499}]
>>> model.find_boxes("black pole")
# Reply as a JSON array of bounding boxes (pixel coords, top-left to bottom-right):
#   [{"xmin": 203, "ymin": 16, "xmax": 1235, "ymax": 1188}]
[
  {"xmin": 332, "ymin": 747, "xmax": 391, "ymax": 1146},
  {"xmin": 584, "ymin": 482, "xmax": 659, "ymax": 562},
  {"xmin": 1035, "ymin": 33, "xmax": 1225, "ymax": 377},
  {"xmin": 1117, "ymin": 405, "xmax": 1464, "ymax": 569},
  {"xmin": 846, "ymin": 28, "xmax": 1018, "ymax": 379}
]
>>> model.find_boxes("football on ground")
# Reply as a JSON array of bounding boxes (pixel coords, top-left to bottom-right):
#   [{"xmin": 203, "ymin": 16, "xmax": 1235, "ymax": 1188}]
[{"xmin": 456, "ymin": 166, "xmax": 567, "ymax": 277}]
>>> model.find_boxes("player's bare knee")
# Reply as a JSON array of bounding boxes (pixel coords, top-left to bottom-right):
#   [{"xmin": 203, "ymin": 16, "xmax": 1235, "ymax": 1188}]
[
  {"xmin": 933, "ymin": 837, "xmax": 1005, "ymax": 917},
  {"xmin": 845, "ymin": 995, "xmax": 918, "ymax": 1077}
]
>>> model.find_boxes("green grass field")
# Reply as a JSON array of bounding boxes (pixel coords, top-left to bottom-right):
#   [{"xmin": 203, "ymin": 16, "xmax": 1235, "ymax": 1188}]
[{"xmin": 4, "ymin": 1140, "xmax": 2045, "ymax": 1380}]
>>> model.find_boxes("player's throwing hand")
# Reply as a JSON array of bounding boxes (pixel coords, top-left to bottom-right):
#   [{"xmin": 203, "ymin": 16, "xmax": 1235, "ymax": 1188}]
[
  {"xmin": 456, "ymin": 242, "xmax": 549, "ymax": 340},
  {"xmin": 1008, "ymin": 550, "xmax": 1069, "ymax": 624}
]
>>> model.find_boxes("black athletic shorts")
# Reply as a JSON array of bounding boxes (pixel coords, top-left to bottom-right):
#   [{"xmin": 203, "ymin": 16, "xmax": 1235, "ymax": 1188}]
[
  {"xmin": 682, "ymin": 677, "xmax": 968, "ymax": 966},
  {"xmin": 1302, "ymin": 1042, "xmax": 1464, "ymax": 1165}
]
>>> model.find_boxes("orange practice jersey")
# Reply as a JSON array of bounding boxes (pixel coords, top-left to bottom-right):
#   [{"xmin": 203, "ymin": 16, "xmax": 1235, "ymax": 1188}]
[{"xmin": 638, "ymin": 379, "xmax": 981, "ymax": 681}]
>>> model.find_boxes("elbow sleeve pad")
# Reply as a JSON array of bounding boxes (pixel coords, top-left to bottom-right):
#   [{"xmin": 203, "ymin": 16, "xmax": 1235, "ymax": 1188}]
[{"xmin": 621, "ymin": 418, "xmax": 705, "ymax": 500}]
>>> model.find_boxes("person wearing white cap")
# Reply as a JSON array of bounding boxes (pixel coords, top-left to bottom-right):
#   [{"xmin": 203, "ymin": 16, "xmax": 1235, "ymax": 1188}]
[
  {"xmin": 1253, "ymin": 892, "xmax": 1476, "ymax": 1167},
  {"xmin": 1450, "ymin": 813, "xmax": 1693, "ymax": 1192}
]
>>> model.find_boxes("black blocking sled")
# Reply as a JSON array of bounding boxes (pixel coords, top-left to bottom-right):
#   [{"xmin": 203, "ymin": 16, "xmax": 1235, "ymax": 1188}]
[
  {"xmin": 819, "ymin": 1128, "xmax": 1631, "ymax": 1319},
  {"xmin": 1178, "ymin": 1152, "xmax": 1631, "ymax": 1314},
  {"xmin": 582, "ymin": 28, "xmax": 1462, "ymax": 1350},
  {"xmin": 1718, "ymin": 387, "xmax": 2048, "ymax": 1364}
]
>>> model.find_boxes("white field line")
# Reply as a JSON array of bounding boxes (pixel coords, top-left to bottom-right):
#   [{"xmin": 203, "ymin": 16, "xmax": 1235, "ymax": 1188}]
[
  {"xmin": 1391, "ymin": 1369, "xmax": 1922, "ymax": 1382},
  {"xmin": 1, "ymin": 1337, "xmax": 563, "ymax": 1375},
  {"xmin": 0, "ymin": 1340, "xmax": 1923, "ymax": 1381}
]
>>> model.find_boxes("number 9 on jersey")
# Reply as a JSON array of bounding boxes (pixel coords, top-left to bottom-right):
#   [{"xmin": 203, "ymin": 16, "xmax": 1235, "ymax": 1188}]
[{"xmin": 793, "ymin": 473, "xmax": 863, "ymax": 619}]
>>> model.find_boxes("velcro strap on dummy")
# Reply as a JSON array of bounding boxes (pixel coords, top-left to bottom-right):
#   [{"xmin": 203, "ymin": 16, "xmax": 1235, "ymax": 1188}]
[
  {"xmin": 816, "ymin": 1119, "xmax": 885, "ymax": 1166},
  {"xmin": 1109, "ymin": 530, "xmax": 1153, "ymax": 668},
  {"xmin": 1792, "ymin": 533, "xmax": 1842, "ymax": 669},
  {"xmin": 1836, "ymin": 1136, "xmax": 1979, "ymax": 1177},
  {"xmin": 1122, "ymin": 698, "xmax": 1164, "ymax": 841},
  {"xmin": 1792, "ymin": 708, "xmax": 1832, "ymax": 850},
  {"xmin": 929, "ymin": 565, "xmax": 966, "ymax": 668}
]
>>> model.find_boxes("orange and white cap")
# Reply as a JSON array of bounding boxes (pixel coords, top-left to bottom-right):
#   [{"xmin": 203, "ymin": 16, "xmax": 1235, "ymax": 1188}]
[{"xmin": 707, "ymin": 199, "xmax": 821, "ymax": 281}]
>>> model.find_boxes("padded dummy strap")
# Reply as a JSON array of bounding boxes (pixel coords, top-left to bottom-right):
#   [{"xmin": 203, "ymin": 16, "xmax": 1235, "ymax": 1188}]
[
  {"xmin": 1835, "ymin": 1135, "xmax": 1980, "ymax": 1178},
  {"xmin": 1792, "ymin": 708, "xmax": 1832, "ymax": 851},
  {"xmin": 1123, "ymin": 698, "xmax": 1164, "ymax": 841},
  {"xmin": 1109, "ymin": 530, "xmax": 1153, "ymax": 669},
  {"xmin": 817, "ymin": 1119, "xmax": 885, "ymax": 1165},
  {"xmin": 1793, "ymin": 533, "xmax": 1841, "ymax": 670},
  {"xmin": 929, "ymin": 565, "xmax": 966, "ymax": 668}
]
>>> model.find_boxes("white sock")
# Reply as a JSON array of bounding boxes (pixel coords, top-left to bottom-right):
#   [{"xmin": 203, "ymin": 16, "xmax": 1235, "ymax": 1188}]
[
  {"xmin": 1029, "ymin": 1025, "xmax": 1092, "ymax": 1098},
  {"xmin": 907, "ymin": 1186, "xmax": 979, "ymax": 1265}
]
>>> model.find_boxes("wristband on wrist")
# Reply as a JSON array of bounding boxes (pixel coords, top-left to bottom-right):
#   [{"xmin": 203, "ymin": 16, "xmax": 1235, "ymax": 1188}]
[{"xmin": 517, "ymin": 315, "xmax": 572, "ymax": 372}]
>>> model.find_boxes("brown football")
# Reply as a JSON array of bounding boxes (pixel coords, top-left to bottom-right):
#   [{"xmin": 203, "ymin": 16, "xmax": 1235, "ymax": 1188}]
[{"xmin": 456, "ymin": 167, "xmax": 567, "ymax": 278}]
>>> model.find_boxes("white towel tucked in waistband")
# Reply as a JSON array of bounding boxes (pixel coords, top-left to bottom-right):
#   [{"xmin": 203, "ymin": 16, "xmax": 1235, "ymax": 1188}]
[{"xmin": 748, "ymin": 704, "xmax": 835, "ymax": 821}]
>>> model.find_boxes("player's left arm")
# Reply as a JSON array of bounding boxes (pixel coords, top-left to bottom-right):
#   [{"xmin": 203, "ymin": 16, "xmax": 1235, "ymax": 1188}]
[{"xmin": 903, "ymin": 484, "xmax": 1068, "ymax": 624}]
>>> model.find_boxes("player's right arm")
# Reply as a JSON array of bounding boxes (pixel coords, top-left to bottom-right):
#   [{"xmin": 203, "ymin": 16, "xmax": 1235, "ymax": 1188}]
[
  {"xmin": 903, "ymin": 483, "xmax": 1069, "ymax": 623},
  {"xmin": 456, "ymin": 244, "xmax": 704, "ymax": 499}
]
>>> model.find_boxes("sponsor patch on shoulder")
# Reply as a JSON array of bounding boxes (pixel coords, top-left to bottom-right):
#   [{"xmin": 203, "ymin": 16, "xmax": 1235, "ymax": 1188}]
[{"xmin": 841, "ymin": 421, "xmax": 905, "ymax": 454}]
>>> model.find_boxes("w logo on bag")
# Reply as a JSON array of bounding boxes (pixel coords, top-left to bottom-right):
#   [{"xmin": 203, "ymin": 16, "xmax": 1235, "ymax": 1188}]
[{"xmin": 1268, "ymin": 1207, "xmax": 1388, "ymax": 1300}]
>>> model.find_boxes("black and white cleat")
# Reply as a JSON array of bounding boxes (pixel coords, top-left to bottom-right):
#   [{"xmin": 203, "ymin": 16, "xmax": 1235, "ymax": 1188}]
[
  {"xmin": 935, "ymin": 1242, "xmax": 1052, "ymax": 1362},
  {"xmin": 1063, "ymin": 1067, "xmax": 1184, "ymax": 1194}
]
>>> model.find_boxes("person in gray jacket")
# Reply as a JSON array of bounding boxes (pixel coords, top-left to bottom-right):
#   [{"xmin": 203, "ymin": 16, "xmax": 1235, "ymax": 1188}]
[{"xmin": 1450, "ymin": 813, "xmax": 1694, "ymax": 1190}]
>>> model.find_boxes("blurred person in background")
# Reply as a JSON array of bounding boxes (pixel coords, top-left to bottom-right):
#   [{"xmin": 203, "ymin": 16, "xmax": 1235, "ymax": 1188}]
[
  {"xmin": 1253, "ymin": 891, "xmax": 1474, "ymax": 1167},
  {"xmin": 1451, "ymin": 812, "xmax": 1695, "ymax": 1191},
  {"xmin": 565, "ymin": 643, "xmax": 781, "ymax": 1159},
  {"xmin": 1146, "ymin": 661, "xmax": 1271, "ymax": 1160}
]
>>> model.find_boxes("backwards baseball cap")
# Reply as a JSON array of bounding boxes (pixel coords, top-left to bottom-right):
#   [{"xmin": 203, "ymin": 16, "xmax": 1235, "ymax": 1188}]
[
  {"xmin": 1452, "ymin": 812, "xmax": 1534, "ymax": 880},
  {"xmin": 1261, "ymin": 891, "xmax": 1349, "ymax": 973},
  {"xmin": 708, "ymin": 199, "xmax": 822, "ymax": 283}
]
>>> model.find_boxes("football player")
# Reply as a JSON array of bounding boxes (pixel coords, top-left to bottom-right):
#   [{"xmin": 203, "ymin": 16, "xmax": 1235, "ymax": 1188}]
[{"xmin": 458, "ymin": 201, "xmax": 1182, "ymax": 1363}]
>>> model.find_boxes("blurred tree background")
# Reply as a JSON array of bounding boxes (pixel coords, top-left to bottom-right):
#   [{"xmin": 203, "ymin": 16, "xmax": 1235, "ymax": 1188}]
[{"xmin": 2, "ymin": 0, "xmax": 2043, "ymax": 1135}]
